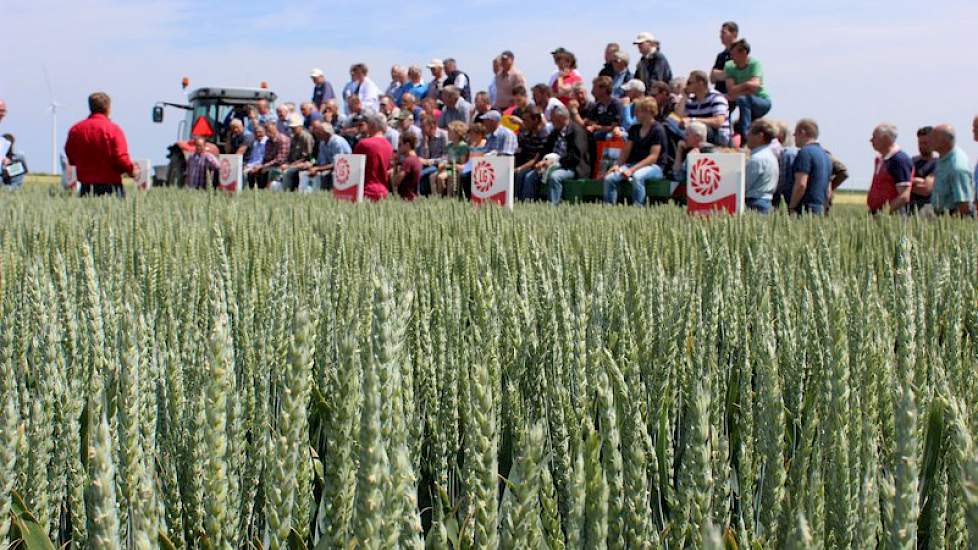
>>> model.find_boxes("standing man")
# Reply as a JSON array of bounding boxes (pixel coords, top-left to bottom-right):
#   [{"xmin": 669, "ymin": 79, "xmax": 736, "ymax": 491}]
[
  {"xmin": 710, "ymin": 22, "xmax": 738, "ymax": 94},
  {"xmin": 608, "ymin": 52, "xmax": 633, "ymax": 99},
  {"xmin": 185, "ymin": 136, "xmax": 220, "ymax": 190},
  {"xmin": 386, "ymin": 65, "xmax": 407, "ymax": 100},
  {"xmin": 342, "ymin": 63, "xmax": 381, "ymax": 113},
  {"xmin": 65, "ymin": 92, "xmax": 137, "ymax": 198},
  {"xmin": 930, "ymin": 124, "xmax": 974, "ymax": 215},
  {"xmin": 310, "ymin": 69, "xmax": 336, "ymax": 112},
  {"xmin": 493, "ymin": 50, "xmax": 527, "ymax": 111},
  {"xmin": 354, "ymin": 113, "xmax": 395, "ymax": 201},
  {"xmin": 787, "ymin": 118, "xmax": 832, "ymax": 214},
  {"xmin": 909, "ymin": 126, "xmax": 937, "ymax": 209},
  {"xmin": 425, "ymin": 59, "xmax": 448, "ymax": 102},
  {"xmin": 443, "ymin": 58, "xmax": 471, "ymax": 102},
  {"xmin": 725, "ymin": 39, "xmax": 772, "ymax": 140},
  {"xmin": 866, "ymin": 123, "xmax": 913, "ymax": 214},
  {"xmin": 744, "ymin": 120, "xmax": 779, "ymax": 213},
  {"xmin": 598, "ymin": 43, "xmax": 620, "ymax": 78},
  {"xmin": 633, "ymin": 32, "xmax": 673, "ymax": 92}
]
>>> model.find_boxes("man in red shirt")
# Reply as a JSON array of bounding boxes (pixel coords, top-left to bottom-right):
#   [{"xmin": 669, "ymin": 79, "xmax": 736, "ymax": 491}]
[
  {"xmin": 867, "ymin": 123, "xmax": 914, "ymax": 214},
  {"xmin": 353, "ymin": 113, "xmax": 394, "ymax": 201},
  {"xmin": 65, "ymin": 92, "xmax": 137, "ymax": 198}
]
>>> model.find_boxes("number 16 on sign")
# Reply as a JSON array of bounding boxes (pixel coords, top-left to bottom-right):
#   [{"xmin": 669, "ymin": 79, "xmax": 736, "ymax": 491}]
[{"xmin": 470, "ymin": 156, "xmax": 514, "ymax": 210}]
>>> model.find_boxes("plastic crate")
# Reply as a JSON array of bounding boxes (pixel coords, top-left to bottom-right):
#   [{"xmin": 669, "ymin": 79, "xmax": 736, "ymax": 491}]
[{"xmin": 562, "ymin": 179, "xmax": 605, "ymax": 203}]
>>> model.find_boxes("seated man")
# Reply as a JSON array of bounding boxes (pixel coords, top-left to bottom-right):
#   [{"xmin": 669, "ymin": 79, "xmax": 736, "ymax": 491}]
[
  {"xmin": 226, "ymin": 119, "xmax": 255, "ymax": 156},
  {"xmin": 244, "ymin": 124, "xmax": 268, "ymax": 174},
  {"xmin": 253, "ymin": 121, "xmax": 291, "ymax": 188},
  {"xmin": 300, "ymin": 102, "xmax": 323, "ymax": 129},
  {"xmin": 514, "ymin": 107, "xmax": 551, "ymax": 201},
  {"xmin": 282, "ymin": 114, "xmax": 316, "ymax": 191},
  {"xmin": 603, "ymin": 97, "xmax": 668, "ymax": 206},
  {"xmin": 185, "ymin": 136, "xmax": 220, "ymax": 190},
  {"xmin": 395, "ymin": 109, "xmax": 423, "ymax": 145},
  {"xmin": 472, "ymin": 91, "xmax": 493, "ymax": 124},
  {"xmin": 438, "ymin": 86, "xmax": 471, "ymax": 129},
  {"xmin": 910, "ymin": 126, "xmax": 938, "ymax": 210},
  {"xmin": 306, "ymin": 120, "xmax": 351, "ymax": 189},
  {"xmin": 523, "ymin": 105, "xmax": 591, "ymax": 205},
  {"xmin": 418, "ymin": 114, "xmax": 448, "ymax": 195},
  {"xmin": 725, "ymin": 39, "xmax": 772, "ymax": 140},
  {"xmin": 582, "ymin": 76, "xmax": 623, "ymax": 141},
  {"xmin": 618, "ymin": 79, "xmax": 646, "ymax": 131},
  {"xmin": 672, "ymin": 121, "xmax": 716, "ymax": 202},
  {"xmin": 482, "ymin": 111, "xmax": 518, "ymax": 156},
  {"xmin": 744, "ymin": 120, "xmax": 780, "ymax": 213},
  {"xmin": 681, "ymin": 70, "xmax": 730, "ymax": 146}
]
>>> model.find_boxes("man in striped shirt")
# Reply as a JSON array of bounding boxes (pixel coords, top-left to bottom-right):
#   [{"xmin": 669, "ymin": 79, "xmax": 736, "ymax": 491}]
[{"xmin": 681, "ymin": 70, "xmax": 730, "ymax": 145}]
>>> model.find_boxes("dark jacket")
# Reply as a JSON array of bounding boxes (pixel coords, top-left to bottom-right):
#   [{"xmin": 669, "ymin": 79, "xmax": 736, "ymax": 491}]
[
  {"xmin": 635, "ymin": 51, "xmax": 673, "ymax": 91},
  {"xmin": 598, "ymin": 62, "xmax": 615, "ymax": 78},
  {"xmin": 445, "ymin": 70, "xmax": 472, "ymax": 102},
  {"xmin": 544, "ymin": 123, "xmax": 591, "ymax": 179}
]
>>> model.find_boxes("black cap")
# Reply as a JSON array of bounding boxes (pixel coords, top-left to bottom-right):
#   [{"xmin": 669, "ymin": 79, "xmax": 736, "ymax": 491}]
[{"xmin": 550, "ymin": 47, "xmax": 571, "ymax": 56}]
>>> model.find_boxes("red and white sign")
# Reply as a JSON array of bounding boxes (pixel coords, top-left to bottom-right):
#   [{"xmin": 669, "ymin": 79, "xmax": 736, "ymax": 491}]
[
  {"xmin": 686, "ymin": 153, "xmax": 745, "ymax": 215},
  {"xmin": 217, "ymin": 154, "xmax": 243, "ymax": 192},
  {"xmin": 470, "ymin": 156, "xmax": 514, "ymax": 209},
  {"xmin": 63, "ymin": 165, "xmax": 80, "ymax": 193},
  {"xmin": 332, "ymin": 154, "xmax": 365, "ymax": 202},
  {"xmin": 133, "ymin": 160, "xmax": 152, "ymax": 190}
]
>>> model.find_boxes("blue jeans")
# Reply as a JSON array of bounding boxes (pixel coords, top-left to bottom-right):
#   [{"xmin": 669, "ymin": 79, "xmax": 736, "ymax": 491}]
[
  {"xmin": 603, "ymin": 164, "xmax": 663, "ymax": 206},
  {"xmin": 420, "ymin": 166, "xmax": 438, "ymax": 196},
  {"xmin": 735, "ymin": 95, "xmax": 772, "ymax": 137},
  {"xmin": 527, "ymin": 168, "xmax": 575, "ymax": 205},
  {"xmin": 746, "ymin": 197, "xmax": 772, "ymax": 213},
  {"xmin": 516, "ymin": 167, "xmax": 538, "ymax": 201}
]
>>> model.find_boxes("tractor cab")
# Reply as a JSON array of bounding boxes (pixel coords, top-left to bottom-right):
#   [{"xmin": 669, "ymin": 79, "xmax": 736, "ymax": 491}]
[{"xmin": 153, "ymin": 86, "xmax": 277, "ymax": 186}]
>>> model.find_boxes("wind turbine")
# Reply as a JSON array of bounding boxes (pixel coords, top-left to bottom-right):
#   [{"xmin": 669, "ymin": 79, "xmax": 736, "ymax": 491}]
[{"xmin": 43, "ymin": 65, "xmax": 61, "ymax": 175}]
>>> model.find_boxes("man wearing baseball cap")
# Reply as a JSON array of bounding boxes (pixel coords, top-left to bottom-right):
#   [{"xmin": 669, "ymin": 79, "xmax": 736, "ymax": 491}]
[
  {"xmin": 632, "ymin": 32, "xmax": 673, "ymax": 92},
  {"xmin": 619, "ymin": 79, "xmax": 646, "ymax": 130},
  {"xmin": 310, "ymin": 69, "xmax": 336, "ymax": 112},
  {"xmin": 425, "ymin": 59, "xmax": 447, "ymax": 102}
]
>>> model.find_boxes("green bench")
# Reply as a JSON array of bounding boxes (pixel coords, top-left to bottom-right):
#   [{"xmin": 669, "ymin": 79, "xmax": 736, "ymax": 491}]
[{"xmin": 562, "ymin": 178, "xmax": 673, "ymax": 204}]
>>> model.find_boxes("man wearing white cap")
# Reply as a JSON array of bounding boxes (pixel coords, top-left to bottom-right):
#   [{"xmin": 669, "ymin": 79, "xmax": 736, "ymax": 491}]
[
  {"xmin": 619, "ymin": 79, "xmax": 646, "ymax": 130},
  {"xmin": 633, "ymin": 32, "xmax": 673, "ymax": 92},
  {"xmin": 310, "ymin": 69, "xmax": 335, "ymax": 112},
  {"xmin": 425, "ymin": 59, "xmax": 448, "ymax": 102}
]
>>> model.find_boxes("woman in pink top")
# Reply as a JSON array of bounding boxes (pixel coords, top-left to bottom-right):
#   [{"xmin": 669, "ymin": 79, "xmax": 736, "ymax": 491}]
[{"xmin": 549, "ymin": 47, "xmax": 583, "ymax": 106}]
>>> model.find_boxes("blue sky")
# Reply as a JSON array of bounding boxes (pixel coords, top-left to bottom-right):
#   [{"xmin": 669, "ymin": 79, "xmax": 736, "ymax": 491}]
[{"xmin": 3, "ymin": 0, "xmax": 977, "ymax": 189}]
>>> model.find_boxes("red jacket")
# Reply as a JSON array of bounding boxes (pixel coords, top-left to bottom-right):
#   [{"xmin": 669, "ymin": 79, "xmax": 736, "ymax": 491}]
[{"xmin": 65, "ymin": 113, "xmax": 134, "ymax": 185}]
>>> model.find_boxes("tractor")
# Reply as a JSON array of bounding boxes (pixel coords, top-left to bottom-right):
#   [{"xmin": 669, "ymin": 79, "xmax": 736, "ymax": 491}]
[{"xmin": 152, "ymin": 85, "xmax": 278, "ymax": 187}]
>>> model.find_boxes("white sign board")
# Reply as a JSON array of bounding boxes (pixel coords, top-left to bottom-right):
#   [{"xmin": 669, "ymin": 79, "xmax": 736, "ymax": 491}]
[
  {"xmin": 686, "ymin": 152, "xmax": 745, "ymax": 215},
  {"xmin": 470, "ymin": 155, "xmax": 514, "ymax": 210},
  {"xmin": 133, "ymin": 160, "xmax": 152, "ymax": 190},
  {"xmin": 332, "ymin": 154, "xmax": 365, "ymax": 202},
  {"xmin": 63, "ymin": 165, "xmax": 80, "ymax": 193},
  {"xmin": 217, "ymin": 154, "xmax": 243, "ymax": 192}
]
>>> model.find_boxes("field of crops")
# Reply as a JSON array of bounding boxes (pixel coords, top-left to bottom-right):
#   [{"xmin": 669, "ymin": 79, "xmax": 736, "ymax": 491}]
[{"xmin": 1, "ymin": 187, "xmax": 977, "ymax": 549}]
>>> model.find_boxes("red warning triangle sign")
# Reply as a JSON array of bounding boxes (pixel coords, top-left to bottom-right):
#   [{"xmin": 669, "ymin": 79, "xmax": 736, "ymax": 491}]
[{"xmin": 191, "ymin": 116, "xmax": 214, "ymax": 137}]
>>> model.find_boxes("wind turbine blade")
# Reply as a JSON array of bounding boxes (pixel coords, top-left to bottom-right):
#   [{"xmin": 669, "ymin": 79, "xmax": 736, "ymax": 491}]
[{"xmin": 42, "ymin": 64, "xmax": 55, "ymax": 101}]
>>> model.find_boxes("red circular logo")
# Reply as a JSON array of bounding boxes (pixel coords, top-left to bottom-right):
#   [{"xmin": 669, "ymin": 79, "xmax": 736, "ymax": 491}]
[
  {"xmin": 690, "ymin": 157, "xmax": 721, "ymax": 197},
  {"xmin": 473, "ymin": 160, "xmax": 495, "ymax": 193},
  {"xmin": 335, "ymin": 158, "xmax": 350, "ymax": 185}
]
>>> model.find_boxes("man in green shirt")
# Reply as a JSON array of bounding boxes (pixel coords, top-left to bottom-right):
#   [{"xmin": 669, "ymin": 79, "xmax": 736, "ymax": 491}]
[
  {"xmin": 930, "ymin": 124, "xmax": 974, "ymax": 215},
  {"xmin": 724, "ymin": 39, "xmax": 772, "ymax": 141}
]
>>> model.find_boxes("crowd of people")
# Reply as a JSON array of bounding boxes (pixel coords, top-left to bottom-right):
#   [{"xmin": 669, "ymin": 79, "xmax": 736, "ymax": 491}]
[{"xmin": 3, "ymin": 21, "xmax": 977, "ymax": 214}]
